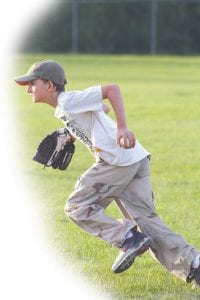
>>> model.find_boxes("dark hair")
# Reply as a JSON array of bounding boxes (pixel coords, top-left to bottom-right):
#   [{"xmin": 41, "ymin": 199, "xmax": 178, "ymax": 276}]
[
  {"xmin": 53, "ymin": 82, "xmax": 65, "ymax": 92},
  {"xmin": 42, "ymin": 79, "xmax": 65, "ymax": 92}
]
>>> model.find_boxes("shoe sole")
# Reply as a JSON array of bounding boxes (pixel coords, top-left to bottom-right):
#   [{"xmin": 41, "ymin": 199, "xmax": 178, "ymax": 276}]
[{"xmin": 112, "ymin": 236, "xmax": 152, "ymax": 274}]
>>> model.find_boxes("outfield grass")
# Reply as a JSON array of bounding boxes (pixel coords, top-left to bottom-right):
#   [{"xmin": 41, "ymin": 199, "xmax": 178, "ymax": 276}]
[{"xmin": 11, "ymin": 54, "xmax": 200, "ymax": 299}]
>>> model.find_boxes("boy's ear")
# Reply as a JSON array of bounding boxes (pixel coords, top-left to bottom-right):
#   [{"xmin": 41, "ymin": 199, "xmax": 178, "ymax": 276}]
[{"xmin": 47, "ymin": 80, "xmax": 56, "ymax": 92}]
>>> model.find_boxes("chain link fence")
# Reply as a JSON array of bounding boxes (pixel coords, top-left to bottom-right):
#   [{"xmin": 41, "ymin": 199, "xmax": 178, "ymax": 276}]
[{"xmin": 20, "ymin": 0, "xmax": 200, "ymax": 54}]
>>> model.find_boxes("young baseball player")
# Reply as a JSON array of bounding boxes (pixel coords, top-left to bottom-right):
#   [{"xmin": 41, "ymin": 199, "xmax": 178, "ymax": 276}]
[{"xmin": 15, "ymin": 60, "xmax": 200, "ymax": 286}]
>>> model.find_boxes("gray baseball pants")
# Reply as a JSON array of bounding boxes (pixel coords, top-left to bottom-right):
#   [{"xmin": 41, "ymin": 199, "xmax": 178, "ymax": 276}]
[{"xmin": 65, "ymin": 157, "xmax": 199, "ymax": 281}]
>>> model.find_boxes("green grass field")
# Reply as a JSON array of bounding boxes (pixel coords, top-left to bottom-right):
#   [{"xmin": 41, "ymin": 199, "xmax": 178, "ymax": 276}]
[{"xmin": 11, "ymin": 54, "xmax": 200, "ymax": 299}]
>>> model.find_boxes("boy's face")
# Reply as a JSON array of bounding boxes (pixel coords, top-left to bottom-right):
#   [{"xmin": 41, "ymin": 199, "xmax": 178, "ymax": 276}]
[{"xmin": 26, "ymin": 79, "xmax": 51, "ymax": 103}]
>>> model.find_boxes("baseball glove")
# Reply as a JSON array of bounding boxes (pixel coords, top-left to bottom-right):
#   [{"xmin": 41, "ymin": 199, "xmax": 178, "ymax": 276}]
[{"xmin": 33, "ymin": 128, "xmax": 75, "ymax": 170}]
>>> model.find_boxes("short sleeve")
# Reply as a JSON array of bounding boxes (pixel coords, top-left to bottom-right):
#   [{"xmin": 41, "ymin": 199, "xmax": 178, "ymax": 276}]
[{"xmin": 57, "ymin": 86, "xmax": 103, "ymax": 114}]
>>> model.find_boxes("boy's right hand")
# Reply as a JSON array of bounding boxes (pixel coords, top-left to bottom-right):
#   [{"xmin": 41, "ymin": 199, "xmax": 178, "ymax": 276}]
[{"xmin": 117, "ymin": 127, "xmax": 136, "ymax": 149}]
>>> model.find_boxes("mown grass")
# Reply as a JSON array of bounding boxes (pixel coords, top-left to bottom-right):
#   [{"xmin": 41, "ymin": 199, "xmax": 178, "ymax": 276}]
[{"xmin": 11, "ymin": 54, "xmax": 200, "ymax": 299}]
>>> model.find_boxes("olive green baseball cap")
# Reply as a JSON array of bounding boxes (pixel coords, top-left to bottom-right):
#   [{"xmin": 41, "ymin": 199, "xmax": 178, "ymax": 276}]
[{"xmin": 14, "ymin": 60, "xmax": 67, "ymax": 86}]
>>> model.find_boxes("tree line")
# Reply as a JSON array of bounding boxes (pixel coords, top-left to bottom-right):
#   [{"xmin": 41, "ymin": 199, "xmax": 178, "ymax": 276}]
[{"xmin": 19, "ymin": 1, "xmax": 200, "ymax": 54}]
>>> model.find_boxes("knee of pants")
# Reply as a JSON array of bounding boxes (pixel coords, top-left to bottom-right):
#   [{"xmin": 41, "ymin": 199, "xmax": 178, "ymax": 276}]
[
  {"xmin": 64, "ymin": 201, "xmax": 73, "ymax": 217},
  {"xmin": 64, "ymin": 202, "xmax": 81, "ymax": 222},
  {"xmin": 64, "ymin": 200, "xmax": 102, "ymax": 222}
]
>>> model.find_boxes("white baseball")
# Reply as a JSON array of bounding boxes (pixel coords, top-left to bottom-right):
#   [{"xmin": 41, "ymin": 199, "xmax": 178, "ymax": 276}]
[{"xmin": 119, "ymin": 137, "xmax": 130, "ymax": 148}]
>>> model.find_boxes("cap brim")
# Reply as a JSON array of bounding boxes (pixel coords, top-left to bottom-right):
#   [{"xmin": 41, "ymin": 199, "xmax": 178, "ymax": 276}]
[{"xmin": 14, "ymin": 74, "xmax": 38, "ymax": 86}]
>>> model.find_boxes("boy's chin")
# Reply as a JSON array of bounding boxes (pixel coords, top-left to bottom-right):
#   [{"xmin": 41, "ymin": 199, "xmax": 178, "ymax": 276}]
[{"xmin": 32, "ymin": 98, "xmax": 42, "ymax": 103}]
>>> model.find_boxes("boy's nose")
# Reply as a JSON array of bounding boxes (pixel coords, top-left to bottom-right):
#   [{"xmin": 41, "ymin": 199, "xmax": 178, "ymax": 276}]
[{"xmin": 27, "ymin": 84, "xmax": 31, "ymax": 93}]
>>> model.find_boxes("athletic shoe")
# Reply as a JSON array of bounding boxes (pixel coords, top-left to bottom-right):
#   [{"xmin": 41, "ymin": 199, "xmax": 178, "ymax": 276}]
[
  {"xmin": 112, "ymin": 231, "xmax": 152, "ymax": 273},
  {"xmin": 186, "ymin": 254, "xmax": 200, "ymax": 286}
]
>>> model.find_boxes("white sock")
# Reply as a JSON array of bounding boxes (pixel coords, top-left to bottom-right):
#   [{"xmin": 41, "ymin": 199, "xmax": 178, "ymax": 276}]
[
  {"xmin": 125, "ymin": 230, "xmax": 134, "ymax": 240},
  {"xmin": 192, "ymin": 254, "xmax": 200, "ymax": 269}
]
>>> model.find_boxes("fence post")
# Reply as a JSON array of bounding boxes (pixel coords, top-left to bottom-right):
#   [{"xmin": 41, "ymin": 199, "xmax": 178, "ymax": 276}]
[
  {"xmin": 150, "ymin": 0, "xmax": 157, "ymax": 54},
  {"xmin": 72, "ymin": 1, "xmax": 78, "ymax": 53}
]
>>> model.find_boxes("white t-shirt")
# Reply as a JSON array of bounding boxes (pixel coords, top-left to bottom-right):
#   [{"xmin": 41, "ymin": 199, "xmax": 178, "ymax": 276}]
[{"xmin": 55, "ymin": 86, "xmax": 150, "ymax": 166}]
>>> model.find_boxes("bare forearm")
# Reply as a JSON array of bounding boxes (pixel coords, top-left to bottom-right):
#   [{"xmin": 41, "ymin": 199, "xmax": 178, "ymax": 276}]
[
  {"xmin": 101, "ymin": 84, "xmax": 136, "ymax": 148},
  {"xmin": 102, "ymin": 84, "xmax": 127, "ymax": 128}
]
